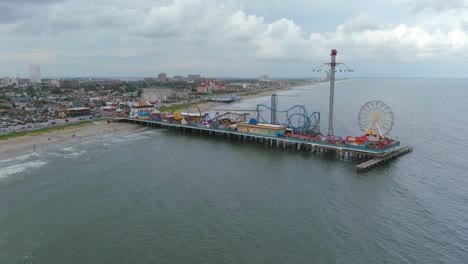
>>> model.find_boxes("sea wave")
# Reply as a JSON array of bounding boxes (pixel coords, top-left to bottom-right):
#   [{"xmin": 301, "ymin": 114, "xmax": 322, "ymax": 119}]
[
  {"xmin": 64, "ymin": 150, "xmax": 87, "ymax": 159},
  {"xmin": 61, "ymin": 147, "xmax": 76, "ymax": 152},
  {"xmin": 14, "ymin": 152, "xmax": 41, "ymax": 161},
  {"xmin": 111, "ymin": 132, "xmax": 151, "ymax": 143},
  {"xmin": 0, "ymin": 160, "xmax": 48, "ymax": 179},
  {"xmin": 0, "ymin": 157, "xmax": 15, "ymax": 163},
  {"xmin": 111, "ymin": 136, "xmax": 150, "ymax": 143},
  {"xmin": 0, "ymin": 152, "xmax": 41, "ymax": 164}
]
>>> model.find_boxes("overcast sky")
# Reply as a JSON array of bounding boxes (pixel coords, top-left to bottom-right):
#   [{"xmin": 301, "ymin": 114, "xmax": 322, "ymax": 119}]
[{"xmin": 1, "ymin": 0, "xmax": 467, "ymax": 78}]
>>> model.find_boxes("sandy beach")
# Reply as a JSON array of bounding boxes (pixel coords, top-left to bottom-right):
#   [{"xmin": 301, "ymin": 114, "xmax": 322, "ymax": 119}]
[
  {"xmin": 0, "ymin": 82, "xmax": 322, "ymax": 160},
  {"xmin": 0, "ymin": 121, "xmax": 137, "ymax": 160}
]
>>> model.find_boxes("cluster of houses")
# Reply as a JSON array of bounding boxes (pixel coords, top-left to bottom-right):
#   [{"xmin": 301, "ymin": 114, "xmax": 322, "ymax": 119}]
[{"xmin": 1, "ymin": 72, "xmax": 299, "ymax": 130}]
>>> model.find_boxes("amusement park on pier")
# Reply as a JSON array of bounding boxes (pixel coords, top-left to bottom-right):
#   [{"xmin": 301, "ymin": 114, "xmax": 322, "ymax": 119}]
[{"xmin": 114, "ymin": 50, "xmax": 412, "ymax": 171}]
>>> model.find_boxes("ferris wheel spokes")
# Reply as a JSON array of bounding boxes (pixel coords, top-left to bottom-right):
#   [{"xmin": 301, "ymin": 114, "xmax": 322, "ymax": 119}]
[{"xmin": 358, "ymin": 101, "xmax": 394, "ymax": 140}]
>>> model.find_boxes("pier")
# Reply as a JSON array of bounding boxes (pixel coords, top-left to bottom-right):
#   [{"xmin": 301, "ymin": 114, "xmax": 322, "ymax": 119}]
[
  {"xmin": 356, "ymin": 145, "xmax": 413, "ymax": 172},
  {"xmin": 109, "ymin": 117, "xmax": 411, "ymax": 170}
]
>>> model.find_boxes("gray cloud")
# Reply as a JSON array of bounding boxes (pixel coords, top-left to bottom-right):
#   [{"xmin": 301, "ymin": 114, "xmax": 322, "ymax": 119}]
[
  {"xmin": 410, "ymin": 0, "xmax": 467, "ymax": 13},
  {"xmin": 1, "ymin": 0, "xmax": 468, "ymax": 78},
  {"xmin": 10, "ymin": 4, "xmax": 143, "ymax": 36},
  {"xmin": 336, "ymin": 14, "xmax": 380, "ymax": 33},
  {"xmin": 461, "ymin": 20, "xmax": 468, "ymax": 32},
  {"xmin": 0, "ymin": 0, "xmax": 65, "ymax": 23}
]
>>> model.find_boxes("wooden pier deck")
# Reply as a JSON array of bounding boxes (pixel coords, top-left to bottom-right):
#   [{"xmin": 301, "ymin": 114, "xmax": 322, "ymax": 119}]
[
  {"xmin": 110, "ymin": 117, "xmax": 412, "ymax": 170},
  {"xmin": 356, "ymin": 145, "xmax": 413, "ymax": 172}
]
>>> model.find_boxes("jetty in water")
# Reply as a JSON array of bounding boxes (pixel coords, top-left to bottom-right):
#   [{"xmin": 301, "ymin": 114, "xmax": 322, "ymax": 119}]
[{"xmin": 109, "ymin": 117, "xmax": 412, "ymax": 172}]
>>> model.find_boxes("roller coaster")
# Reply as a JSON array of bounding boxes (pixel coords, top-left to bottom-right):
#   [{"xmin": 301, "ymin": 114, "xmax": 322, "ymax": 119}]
[
  {"xmin": 185, "ymin": 94, "xmax": 321, "ymax": 135},
  {"xmin": 184, "ymin": 106, "xmax": 249, "ymax": 128},
  {"xmin": 255, "ymin": 103, "xmax": 321, "ymax": 136}
]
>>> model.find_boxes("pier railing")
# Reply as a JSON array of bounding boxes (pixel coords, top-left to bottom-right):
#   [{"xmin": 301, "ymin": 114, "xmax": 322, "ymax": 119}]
[{"xmin": 109, "ymin": 117, "xmax": 413, "ymax": 171}]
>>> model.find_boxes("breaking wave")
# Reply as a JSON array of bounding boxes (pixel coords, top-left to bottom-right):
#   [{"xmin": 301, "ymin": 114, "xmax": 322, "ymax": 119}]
[{"xmin": 0, "ymin": 161, "xmax": 48, "ymax": 179}]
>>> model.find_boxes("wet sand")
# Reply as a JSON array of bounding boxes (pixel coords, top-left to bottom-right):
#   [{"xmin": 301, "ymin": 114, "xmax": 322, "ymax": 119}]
[{"xmin": 0, "ymin": 121, "xmax": 137, "ymax": 160}]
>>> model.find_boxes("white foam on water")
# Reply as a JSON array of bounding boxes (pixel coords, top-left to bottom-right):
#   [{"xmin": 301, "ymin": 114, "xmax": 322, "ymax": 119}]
[
  {"xmin": 136, "ymin": 130, "xmax": 155, "ymax": 136},
  {"xmin": 0, "ymin": 157, "xmax": 15, "ymax": 163},
  {"xmin": 0, "ymin": 152, "xmax": 43, "ymax": 164},
  {"xmin": 61, "ymin": 147, "xmax": 76, "ymax": 152},
  {"xmin": 0, "ymin": 160, "xmax": 48, "ymax": 179},
  {"xmin": 111, "ymin": 134, "xmax": 150, "ymax": 143},
  {"xmin": 111, "ymin": 136, "xmax": 150, "ymax": 143},
  {"xmin": 15, "ymin": 152, "xmax": 41, "ymax": 161},
  {"xmin": 64, "ymin": 150, "xmax": 87, "ymax": 159},
  {"xmin": 46, "ymin": 152, "xmax": 63, "ymax": 157}
]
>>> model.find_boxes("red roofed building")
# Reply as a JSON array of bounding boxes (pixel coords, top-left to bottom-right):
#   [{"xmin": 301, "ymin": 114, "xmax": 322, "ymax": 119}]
[{"xmin": 197, "ymin": 81, "xmax": 227, "ymax": 92}]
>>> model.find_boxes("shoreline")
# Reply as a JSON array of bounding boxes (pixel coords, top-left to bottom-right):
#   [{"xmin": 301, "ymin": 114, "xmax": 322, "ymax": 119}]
[
  {"xmin": 0, "ymin": 121, "xmax": 137, "ymax": 161},
  {"xmin": 0, "ymin": 81, "xmax": 328, "ymax": 161},
  {"xmin": 195, "ymin": 80, "xmax": 327, "ymax": 112}
]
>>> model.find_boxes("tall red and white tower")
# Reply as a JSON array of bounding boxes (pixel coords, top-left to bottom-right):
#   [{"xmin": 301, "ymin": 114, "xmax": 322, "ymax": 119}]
[{"xmin": 312, "ymin": 49, "xmax": 352, "ymax": 138}]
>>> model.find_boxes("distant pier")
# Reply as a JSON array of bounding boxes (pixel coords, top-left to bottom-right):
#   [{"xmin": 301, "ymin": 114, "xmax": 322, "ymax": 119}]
[{"xmin": 109, "ymin": 117, "xmax": 412, "ymax": 171}]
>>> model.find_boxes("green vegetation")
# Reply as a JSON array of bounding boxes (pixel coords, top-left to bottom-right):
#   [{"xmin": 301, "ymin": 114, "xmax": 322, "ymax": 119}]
[
  {"xmin": 242, "ymin": 87, "xmax": 286, "ymax": 96},
  {"xmin": 0, "ymin": 121, "xmax": 94, "ymax": 141},
  {"xmin": 242, "ymin": 90, "xmax": 267, "ymax": 96},
  {"xmin": 148, "ymin": 83, "xmax": 197, "ymax": 90},
  {"xmin": 158, "ymin": 101, "xmax": 207, "ymax": 112}
]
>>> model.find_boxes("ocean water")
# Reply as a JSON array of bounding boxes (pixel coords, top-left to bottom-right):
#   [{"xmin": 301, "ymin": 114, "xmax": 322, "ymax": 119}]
[{"xmin": 0, "ymin": 79, "xmax": 467, "ymax": 263}]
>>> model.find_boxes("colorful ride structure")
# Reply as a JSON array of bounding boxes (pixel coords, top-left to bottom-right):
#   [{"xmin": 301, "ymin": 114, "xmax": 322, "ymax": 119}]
[
  {"xmin": 254, "ymin": 94, "xmax": 321, "ymax": 136},
  {"xmin": 345, "ymin": 101, "xmax": 397, "ymax": 149}
]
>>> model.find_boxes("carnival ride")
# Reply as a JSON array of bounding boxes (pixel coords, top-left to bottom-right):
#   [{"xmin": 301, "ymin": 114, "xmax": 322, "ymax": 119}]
[
  {"xmin": 358, "ymin": 101, "xmax": 394, "ymax": 139},
  {"xmin": 254, "ymin": 103, "xmax": 321, "ymax": 136},
  {"xmin": 178, "ymin": 106, "xmax": 249, "ymax": 128},
  {"xmin": 345, "ymin": 101, "xmax": 397, "ymax": 149}
]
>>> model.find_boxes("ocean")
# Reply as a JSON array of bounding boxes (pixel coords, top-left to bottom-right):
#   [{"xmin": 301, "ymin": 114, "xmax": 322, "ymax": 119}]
[{"xmin": 0, "ymin": 79, "xmax": 467, "ymax": 263}]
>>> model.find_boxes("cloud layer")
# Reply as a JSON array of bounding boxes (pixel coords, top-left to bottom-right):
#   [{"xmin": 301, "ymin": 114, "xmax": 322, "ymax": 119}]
[{"xmin": 1, "ymin": 0, "xmax": 467, "ymax": 77}]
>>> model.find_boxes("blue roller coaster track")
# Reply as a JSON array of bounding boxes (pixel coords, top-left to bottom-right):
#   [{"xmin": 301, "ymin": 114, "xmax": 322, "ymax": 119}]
[{"xmin": 255, "ymin": 104, "xmax": 321, "ymax": 135}]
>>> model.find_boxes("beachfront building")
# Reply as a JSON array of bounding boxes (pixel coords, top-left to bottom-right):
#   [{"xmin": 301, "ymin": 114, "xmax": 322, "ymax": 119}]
[
  {"xmin": 129, "ymin": 101, "xmax": 157, "ymax": 120},
  {"xmin": 57, "ymin": 107, "xmax": 91, "ymax": 118},
  {"xmin": 196, "ymin": 81, "xmax": 227, "ymax": 93},
  {"xmin": 142, "ymin": 88, "xmax": 175, "ymax": 102}
]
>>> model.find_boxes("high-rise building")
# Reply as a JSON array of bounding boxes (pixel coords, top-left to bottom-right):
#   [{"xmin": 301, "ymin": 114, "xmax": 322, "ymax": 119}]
[
  {"xmin": 157, "ymin": 73, "xmax": 168, "ymax": 82},
  {"xmin": 29, "ymin": 64, "xmax": 41, "ymax": 84},
  {"xmin": 259, "ymin": 74, "xmax": 269, "ymax": 81},
  {"xmin": 187, "ymin": 74, "xmax": 201, "ymax": 81}
]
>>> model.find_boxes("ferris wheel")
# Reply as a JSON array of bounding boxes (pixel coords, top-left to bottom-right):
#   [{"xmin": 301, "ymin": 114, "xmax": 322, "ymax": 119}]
[{"xmin": 358, "ymin": 101, "xmax": 394, "ymax": 138}]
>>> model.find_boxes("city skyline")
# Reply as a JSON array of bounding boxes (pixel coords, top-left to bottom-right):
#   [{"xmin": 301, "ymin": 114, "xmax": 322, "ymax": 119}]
[{"xmin": 1, "ymin": 0, "xmax": 467, "ymax": 78}]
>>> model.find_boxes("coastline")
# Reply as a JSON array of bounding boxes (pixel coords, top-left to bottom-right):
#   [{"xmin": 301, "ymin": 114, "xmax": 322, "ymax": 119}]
[
  {"xmin": 0, "ymin": 121, "xmax": 137, "ymax": 161},
  {"xmin": 0, "ymin": 81, "xmax": 327, "ymax": 161},
  {"xmin": 194, "ymin": 81, "xmax": 326, "ymax": 112}
]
